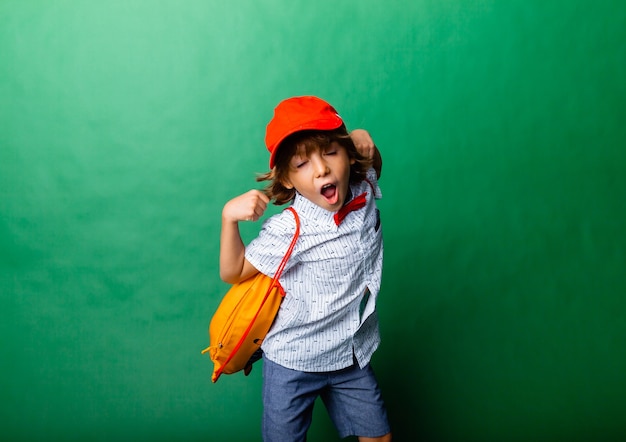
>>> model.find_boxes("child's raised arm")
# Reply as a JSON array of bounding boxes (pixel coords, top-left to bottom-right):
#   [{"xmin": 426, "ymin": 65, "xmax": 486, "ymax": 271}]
[
  {"xmin": 350, "ymin": 129, "xmax": 383, "ymax": 178},
  {"xmin": 219, "ymin": 189, "xmax": 269, "ymax": 284}
]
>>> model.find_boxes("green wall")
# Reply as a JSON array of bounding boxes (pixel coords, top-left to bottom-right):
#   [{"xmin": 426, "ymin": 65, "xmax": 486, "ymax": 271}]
[{"xmin": 1, "ymin": 1, "xmax": 625, "ymax": 440}]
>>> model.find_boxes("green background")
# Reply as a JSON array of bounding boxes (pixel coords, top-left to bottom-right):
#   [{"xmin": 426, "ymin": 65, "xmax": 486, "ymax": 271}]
[{"xmin": 1, "ymin": 1, "xmax": 625, "ymax": 440}]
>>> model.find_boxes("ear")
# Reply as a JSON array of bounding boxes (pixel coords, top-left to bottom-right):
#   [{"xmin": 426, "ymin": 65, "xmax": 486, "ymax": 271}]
[{"xmin": 281, "ymin": 177, "xmax": 294, "ymax": 189}]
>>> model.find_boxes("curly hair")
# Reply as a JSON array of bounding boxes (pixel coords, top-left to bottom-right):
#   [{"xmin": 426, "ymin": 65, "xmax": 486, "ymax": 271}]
[{"xmin": 257, "ymin": 127, "xmax": 372, "ymax": 206}]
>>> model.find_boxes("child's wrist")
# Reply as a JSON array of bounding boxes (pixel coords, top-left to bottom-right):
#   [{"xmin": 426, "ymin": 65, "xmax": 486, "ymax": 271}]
[{"xmin": 221, "ymin": 208, "xmax": 240, "ymax": 224}]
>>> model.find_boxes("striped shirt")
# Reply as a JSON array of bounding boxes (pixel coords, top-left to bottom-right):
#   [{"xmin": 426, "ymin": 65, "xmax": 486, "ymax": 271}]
[{"xmin": 245, "ymin": 168, "xmax": 383, "ymax": 372}]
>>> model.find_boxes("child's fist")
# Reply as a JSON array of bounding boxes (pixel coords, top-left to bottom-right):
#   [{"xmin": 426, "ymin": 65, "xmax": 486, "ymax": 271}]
[
  {"xmin": 222, "ymin": 190, "xmax": 270, "ymax": 223},
  {"xmin": 350, "ymin": 129, "xmax": 375, "ymax": 159}
]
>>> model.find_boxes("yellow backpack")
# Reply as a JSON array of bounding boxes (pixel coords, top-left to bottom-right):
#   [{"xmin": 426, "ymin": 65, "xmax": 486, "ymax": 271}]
[{"xmin": 202, "ymin": 207, "xmax": 300, "ymax": 382}]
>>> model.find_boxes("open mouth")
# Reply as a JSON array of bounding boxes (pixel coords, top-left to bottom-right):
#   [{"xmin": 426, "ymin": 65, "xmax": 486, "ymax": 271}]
[{"xmin": 321, "ymin": 183, "xmax": 338, "ymax": 205}]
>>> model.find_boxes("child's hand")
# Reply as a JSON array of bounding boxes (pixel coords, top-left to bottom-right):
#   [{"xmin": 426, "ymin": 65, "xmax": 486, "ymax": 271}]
[
  {"xmin": 222, "ymin": 190, "xmax": 270, "ymax": 223},
  {"xmin": 350, "ymin": 129, "xmax": 376, "ymax": 160}
]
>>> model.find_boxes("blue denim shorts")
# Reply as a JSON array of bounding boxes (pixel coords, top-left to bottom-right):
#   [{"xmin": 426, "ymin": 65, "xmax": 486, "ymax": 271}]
[{"xmin": 262, "ymin": 357, "xmax": 390, "ymax": 441}]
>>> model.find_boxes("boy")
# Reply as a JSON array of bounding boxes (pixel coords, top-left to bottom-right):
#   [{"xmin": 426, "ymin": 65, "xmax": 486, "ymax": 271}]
[{"xmin": 220, "ymin": 96, "xmax": 391, "ymax": 441}]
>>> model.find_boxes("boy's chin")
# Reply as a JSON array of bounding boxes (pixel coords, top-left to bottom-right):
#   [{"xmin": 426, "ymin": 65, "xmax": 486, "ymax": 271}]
[
  {"xmin": 305, "ymin": 195, "xmax": 340, "ymax": 212},
  {"xmin": 318, "ymin": 199, "xmax": 344, "ymax": 213}
]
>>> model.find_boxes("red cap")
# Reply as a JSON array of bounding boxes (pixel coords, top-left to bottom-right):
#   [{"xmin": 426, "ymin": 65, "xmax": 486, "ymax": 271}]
[{"xmin": 265, "ymin": 96, "xmax": 344, "ymax": 168}]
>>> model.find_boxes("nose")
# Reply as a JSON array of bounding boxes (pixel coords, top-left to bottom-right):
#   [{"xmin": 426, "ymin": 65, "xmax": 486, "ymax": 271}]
[{"xmin": 311, "ymin": 155, "xmax": 330, "ymax": 178}]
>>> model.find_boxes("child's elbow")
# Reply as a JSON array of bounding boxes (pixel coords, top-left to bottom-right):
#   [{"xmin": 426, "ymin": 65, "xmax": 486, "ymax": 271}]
[
  {"xmin": 220, "ymin": 270, "xmax": 240, "ymax": 285},
  {"xmin": 220, "ymin": 259, "xmax": 257, "ymax": 284}
]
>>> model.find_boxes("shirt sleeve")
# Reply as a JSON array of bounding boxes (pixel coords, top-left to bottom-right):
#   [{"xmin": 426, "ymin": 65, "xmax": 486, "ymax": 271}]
[
  {"xmin": 366, "ymin": 167, "xmax": 383, "ymax": 199},
  {"xmin": 245, "ymin": 209, "xmax": 299, "ymax": 278}
]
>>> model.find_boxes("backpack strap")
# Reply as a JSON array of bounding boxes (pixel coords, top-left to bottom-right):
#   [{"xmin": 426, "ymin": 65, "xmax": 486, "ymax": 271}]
[{"xmin": 271, "ymin": 206, "xmax": 300, "ymax": 287}]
